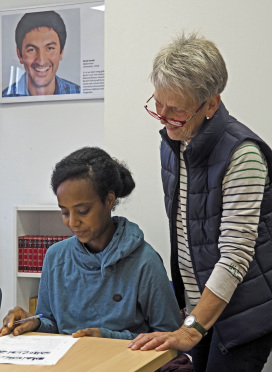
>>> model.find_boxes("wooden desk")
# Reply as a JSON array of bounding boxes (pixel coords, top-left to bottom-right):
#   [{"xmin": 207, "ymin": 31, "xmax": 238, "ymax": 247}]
[{"xmin": 0, "ymin": 334, "xmax": 177, "ymax": 372}]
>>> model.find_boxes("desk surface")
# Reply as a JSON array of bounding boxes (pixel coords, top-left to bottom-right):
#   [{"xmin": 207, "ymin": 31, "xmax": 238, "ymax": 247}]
[{"xmin": 0, "ymin": 333, "xmax": 177, "ymax": 372}]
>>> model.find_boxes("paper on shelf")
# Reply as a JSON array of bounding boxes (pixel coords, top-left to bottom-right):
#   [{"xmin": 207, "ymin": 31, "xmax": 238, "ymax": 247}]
[{"xmin": 0, "ymin": 334, "xmax": 79, "ymax": 365}]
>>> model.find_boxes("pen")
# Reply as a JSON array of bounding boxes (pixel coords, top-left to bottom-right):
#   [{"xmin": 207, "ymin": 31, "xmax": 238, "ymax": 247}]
[{"xmin": 13, "ymin": 314, "xmax": 43, "ymax": 325}]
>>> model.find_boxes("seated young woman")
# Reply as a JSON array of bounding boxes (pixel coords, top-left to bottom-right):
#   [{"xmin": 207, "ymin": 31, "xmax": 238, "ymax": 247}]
[{"xmin": 0, "ymin": 147, "xmax": 182, "ymax": 339}]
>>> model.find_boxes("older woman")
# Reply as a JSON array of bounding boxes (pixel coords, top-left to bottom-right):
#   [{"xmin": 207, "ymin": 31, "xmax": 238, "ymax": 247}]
[{"xmin": 129, "ymin": 33, "xmax": 272, "ymax": 372}]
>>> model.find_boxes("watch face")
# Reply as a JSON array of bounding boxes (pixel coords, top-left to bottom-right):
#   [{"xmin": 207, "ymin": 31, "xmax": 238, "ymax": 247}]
[{"xmin": 185, "ymin": 315, "xmax": 195, "ymax": 326}]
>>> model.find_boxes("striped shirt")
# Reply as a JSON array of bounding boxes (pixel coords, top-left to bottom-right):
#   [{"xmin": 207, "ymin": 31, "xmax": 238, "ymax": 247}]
[{"xmin": 177, "ymin": 141, "xmax": 269, "ymax": 308}]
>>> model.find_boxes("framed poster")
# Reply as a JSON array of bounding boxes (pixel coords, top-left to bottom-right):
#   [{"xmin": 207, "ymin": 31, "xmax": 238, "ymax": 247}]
[{"xmin": 0, "ymin": 1, "xmax": 104, "ymax": 103}]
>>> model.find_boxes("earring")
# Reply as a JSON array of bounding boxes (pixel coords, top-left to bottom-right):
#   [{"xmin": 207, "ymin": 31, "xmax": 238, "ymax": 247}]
[{"xmin": 206, "ymin": 116, "xmax": 210, "ymax": 120}]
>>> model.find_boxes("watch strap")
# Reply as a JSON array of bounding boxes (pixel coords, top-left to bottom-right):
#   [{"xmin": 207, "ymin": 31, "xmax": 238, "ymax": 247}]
[
  {"xmin": 193, "ymin": 321, "xmax": 208, "ymax": 337},
  {"xmin": 184, "ymin": 315, "xmax": 208, "ymax": 337}
]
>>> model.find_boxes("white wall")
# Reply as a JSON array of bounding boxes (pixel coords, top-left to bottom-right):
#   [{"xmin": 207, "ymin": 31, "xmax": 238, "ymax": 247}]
[{"xmin": 0, "ymin": 0, "xmax": 104, "ymax": 318}]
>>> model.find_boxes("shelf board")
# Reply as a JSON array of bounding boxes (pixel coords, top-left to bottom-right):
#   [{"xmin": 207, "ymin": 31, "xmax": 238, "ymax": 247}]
[
  {"xmin": 16, "ymin": 205, "xmax": 60, "ymax": 211},
  {"xmin": 17, "ymin": 272, "xmax": 41, "ymax": 278}
]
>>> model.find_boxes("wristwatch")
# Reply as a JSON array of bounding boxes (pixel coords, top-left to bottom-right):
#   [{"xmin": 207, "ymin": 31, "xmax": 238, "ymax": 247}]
[{"xmin": 184, "ymin": 315, "xmax": 208, "ymax": 337}]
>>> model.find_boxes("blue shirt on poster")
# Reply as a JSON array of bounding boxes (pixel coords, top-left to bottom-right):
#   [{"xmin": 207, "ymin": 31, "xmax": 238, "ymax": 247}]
[{"xmin": 2, "ymin": 72, "xmax": 80, "ymax": 97}]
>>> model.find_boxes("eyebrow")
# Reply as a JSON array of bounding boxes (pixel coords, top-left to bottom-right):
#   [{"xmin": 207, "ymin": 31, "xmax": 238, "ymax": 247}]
[
  {"xmin": 154, "ymin": 96, "xmax": 186, "ymax": 111},
  {"xmin": 58, "ymin": 202, "xmax": 90, "ymax": 209},
  {"xmin": 25, "ymin": 41, "xmax": 58, "ymax": 49}
]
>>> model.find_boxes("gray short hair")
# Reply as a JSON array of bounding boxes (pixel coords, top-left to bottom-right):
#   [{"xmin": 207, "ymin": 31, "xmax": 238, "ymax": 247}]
[{"xmin": 151, "ymin": 33, "xmax": 228, "ymax": 104}]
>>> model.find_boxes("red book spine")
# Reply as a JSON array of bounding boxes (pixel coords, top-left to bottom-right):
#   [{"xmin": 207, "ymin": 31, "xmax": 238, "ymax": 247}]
[
  {"xmin": 28, "ymin": 236, "xmax": 33, "ymax": 272},
  {"xmin": 18, "ymin": 236, "xmax": 24, "ymax": 272},
  {"xmin": 52, "ymin": 236, "xmax": 58, "ymax": 245},
  {"xmin": 23, "ymin": 236, "xmax": 29, "ymax": 272},
  {"xmin": 32, "ymin": 236, "xmax": 38, "ymax": 273},
  {"xmin": 33, "ymin": 236, "xmax": 38, "ymax": 272},
  {"xmin": 45, "ymin": 236, "xmax": 53, "ymax": 260},
  {"xmin": 40, "ymin": 236, "xmax": 47, "ymax": 272},
  {"xmin": 37, "ymin": 236, "xmax": 43, "ymax": 272}
]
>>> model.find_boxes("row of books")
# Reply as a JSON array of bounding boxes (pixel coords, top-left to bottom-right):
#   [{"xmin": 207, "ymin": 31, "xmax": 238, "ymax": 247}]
[{"xmin": 18, "ymin": 235, "xmax": 70, "ymax": 273}]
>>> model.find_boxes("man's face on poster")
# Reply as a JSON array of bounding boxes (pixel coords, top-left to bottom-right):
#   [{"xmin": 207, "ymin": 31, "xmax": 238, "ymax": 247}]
[{"xmin": 16, "ymin": 27, "xmax": 64, "ymax": 94}]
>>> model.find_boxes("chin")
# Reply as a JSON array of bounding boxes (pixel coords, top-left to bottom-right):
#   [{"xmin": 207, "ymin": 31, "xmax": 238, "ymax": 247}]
[{"xmin": 166, "ymin": 131, "xmax": 183, "ymax": 141}]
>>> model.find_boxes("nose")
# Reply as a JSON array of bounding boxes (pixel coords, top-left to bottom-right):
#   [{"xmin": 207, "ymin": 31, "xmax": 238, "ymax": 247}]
[
  {"xmin": 158, "ymin": 105, "xmax": 170, "ymax": 125},
  {"xmin": 158, "ymin": 104, "xmax": 167, "ymax": 117},
  {"xmin": 35, "ymin": 50, "xmax": 47, "ymax": 65},
  {"xmin": 68, "ymin": 212, "xmax": 80, "ymax": 228}
]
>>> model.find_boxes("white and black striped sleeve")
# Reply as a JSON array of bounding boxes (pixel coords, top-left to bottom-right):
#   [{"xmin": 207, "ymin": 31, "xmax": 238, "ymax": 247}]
[{"xmin": 205, "ymin": 141, "xmax": 269, "ymax": 303}]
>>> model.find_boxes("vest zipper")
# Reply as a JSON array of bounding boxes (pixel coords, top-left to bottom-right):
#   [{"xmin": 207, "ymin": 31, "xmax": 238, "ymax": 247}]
[
  {"xmin": 218, "ymin": 342, "xmax": 228, "ymax": 355},
  {"xmin": 183, "ymin": 151, "xmax": 202, "ymax": 292},
  {"xmin": 162, "ymin": 132, "xmax": 185, "ymax": 307}
]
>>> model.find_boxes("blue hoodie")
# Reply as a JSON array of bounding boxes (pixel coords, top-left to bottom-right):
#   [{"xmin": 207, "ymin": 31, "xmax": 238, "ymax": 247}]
[{"xmin": 36, "ymin": 216, "xmax": 182, "ymax": 339}]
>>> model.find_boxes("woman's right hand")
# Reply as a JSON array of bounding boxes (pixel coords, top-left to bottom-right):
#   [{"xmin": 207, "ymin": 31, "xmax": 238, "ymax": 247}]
[{"xmin": 0, "ymin": 306, "xmax": 40, "ymax": 336}]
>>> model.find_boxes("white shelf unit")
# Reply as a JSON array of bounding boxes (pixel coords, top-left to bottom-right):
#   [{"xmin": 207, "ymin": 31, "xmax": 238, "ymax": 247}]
[{"xmin": 14, "ymin": 205, "xmax": 72, "ymax": 310}]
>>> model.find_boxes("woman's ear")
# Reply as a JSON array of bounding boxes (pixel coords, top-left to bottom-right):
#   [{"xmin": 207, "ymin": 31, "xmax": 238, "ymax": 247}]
[
  {"xmin": 16, "ymin": 48, "xmax": 24, "ymax": 64},
  {"xmin": 106, "ymin": 191, "xmax": 116, "ymax": 210},
  {"xmin": 205, "ymin": 94, "xmax": 221, "ymax": 119}
]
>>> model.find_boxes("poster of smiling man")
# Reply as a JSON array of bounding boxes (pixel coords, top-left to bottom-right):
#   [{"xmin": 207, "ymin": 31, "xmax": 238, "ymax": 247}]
[{"xmin": 0, "ymin": 2, "xmax": 104, "ymax": 103}]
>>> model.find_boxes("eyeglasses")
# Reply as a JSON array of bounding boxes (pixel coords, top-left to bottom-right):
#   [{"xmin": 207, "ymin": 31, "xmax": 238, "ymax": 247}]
[{"xmin": 144, "ymin": 94, "xmax": 206, "ymax": 127}]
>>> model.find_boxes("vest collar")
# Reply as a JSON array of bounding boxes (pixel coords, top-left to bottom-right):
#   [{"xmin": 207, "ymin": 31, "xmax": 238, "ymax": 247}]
[{"xmin": 160, "ymin": 102, "xmax": 230, "ymax": 166}]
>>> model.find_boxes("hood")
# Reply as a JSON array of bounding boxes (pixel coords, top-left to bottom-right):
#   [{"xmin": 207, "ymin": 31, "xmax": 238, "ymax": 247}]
[{"xmin": 72, "ymin": 216, "xmax": 144, "ymax": 277}]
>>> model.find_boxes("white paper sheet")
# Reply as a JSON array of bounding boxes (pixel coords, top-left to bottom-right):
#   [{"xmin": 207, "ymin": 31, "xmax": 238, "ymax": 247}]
[{"xmin": 0, "ymin": 334, "xmax": 79, "ymax": 365}]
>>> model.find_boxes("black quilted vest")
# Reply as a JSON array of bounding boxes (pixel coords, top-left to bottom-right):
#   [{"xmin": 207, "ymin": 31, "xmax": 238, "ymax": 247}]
[{"xmin": 160, "ymin": 102, "xmax": 272, "ymax": 349}]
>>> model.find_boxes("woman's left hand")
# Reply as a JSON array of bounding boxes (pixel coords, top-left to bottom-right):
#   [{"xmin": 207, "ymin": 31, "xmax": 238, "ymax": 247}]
[
  {"xmin": 72, "ymin": 328, "xmax": 102, "ymax": 338},
  {"xmin": 128, "ymin": 328, "xmax": 202, "ymax": 351}
]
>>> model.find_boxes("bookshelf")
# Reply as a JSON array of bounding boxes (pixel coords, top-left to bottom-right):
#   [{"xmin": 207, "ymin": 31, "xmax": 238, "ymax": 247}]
[{"xmin": 14, "ymin": 205, "xmax": 72, "ymax": 310}]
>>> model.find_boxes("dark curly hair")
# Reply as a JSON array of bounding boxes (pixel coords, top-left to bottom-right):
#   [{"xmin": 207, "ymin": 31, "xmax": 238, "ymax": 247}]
[
  {"xmin": 51, "ymin": 147, "xmax": 135, "ymax": 209},
  {"xmin": 15, "ymin": 11, "xmax": 67, "ymax": 57}
]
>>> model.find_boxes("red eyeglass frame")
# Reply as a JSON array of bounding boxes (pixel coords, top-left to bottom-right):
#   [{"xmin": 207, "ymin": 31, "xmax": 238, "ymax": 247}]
[{"xmin": 144, "ymin": 94, "xmax": 206, "ymax": 127}]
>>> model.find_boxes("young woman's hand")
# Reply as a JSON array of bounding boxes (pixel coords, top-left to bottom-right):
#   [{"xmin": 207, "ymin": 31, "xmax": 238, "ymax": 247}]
[
  {"xmin": 0, "ymin": 306, "xmax": 40, "ymax": 336},
  {"xmin": 72, "ymin": 328, "xmax": 102, "ymax": 338}
]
